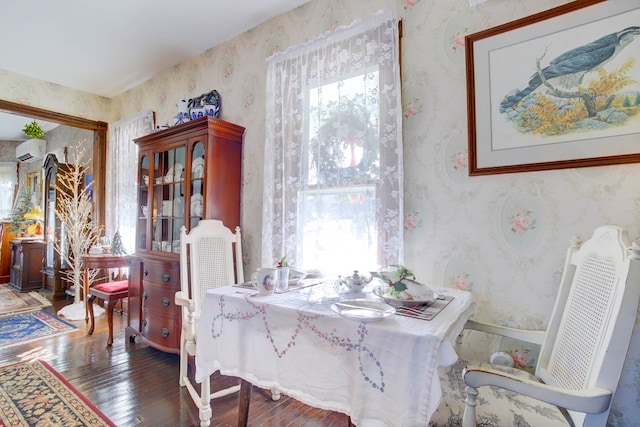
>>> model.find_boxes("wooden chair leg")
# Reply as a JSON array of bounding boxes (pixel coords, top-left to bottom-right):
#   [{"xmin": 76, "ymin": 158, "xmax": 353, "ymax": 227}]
[
  {"xmin": 237, "ymin": 379, "xmax": 252, "ymax": 427},
  {"xmin": 87, "ymin": 295, "xmax": 97, "ymax": 335},
  {"xmin": 105, "ymin": 299, "xmax": 118, "ymax": 346}
]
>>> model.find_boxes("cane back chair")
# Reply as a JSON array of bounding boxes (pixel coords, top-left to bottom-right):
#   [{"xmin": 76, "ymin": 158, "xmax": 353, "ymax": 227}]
[
  {"xmin": 175, "ymin": 219, "xmax": 244, "ymax": 427},
  {"xmin": 431, "ymin": 225, "xmax": 640, "ymax": 427}
]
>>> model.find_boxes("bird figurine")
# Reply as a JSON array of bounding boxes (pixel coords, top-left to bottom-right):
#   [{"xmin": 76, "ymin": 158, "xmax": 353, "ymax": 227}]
[{"xmin": 500, "ymin": 26, "xmax": 640, "ymax": 112}]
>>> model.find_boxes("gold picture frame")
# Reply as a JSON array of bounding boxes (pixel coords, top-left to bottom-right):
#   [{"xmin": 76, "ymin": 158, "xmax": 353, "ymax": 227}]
[{"xmin": 26, "ymin": 170, "xmax": 43, "ymax": 209}]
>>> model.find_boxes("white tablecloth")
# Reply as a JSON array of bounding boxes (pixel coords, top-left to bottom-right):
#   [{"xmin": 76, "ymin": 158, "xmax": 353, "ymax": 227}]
[{"xmin": 196, "ymin": 285, "xmax": 475, "ymax": 427}]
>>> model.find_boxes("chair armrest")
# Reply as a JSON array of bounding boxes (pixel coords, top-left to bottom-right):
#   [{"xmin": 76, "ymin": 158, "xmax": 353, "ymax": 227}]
[
  {"xmin": 464, "ymin": 319, "xmax": 546, "ymax": 345},
  {"xmin": 175, "ymin": 291, "xmax": 195, "ymax": 312},
  {"xmin": 463, "ymin": 364, "xmax": 612, "ymax": 414}
]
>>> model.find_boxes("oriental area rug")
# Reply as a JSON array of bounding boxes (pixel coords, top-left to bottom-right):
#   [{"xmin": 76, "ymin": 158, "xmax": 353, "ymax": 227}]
[
  {"xmin": 0, "ymin": 284, "xmax": 51, "ymax": 316},
  {"xmin": 0, "ymin": 359, "xmax": 115, "ymax": 426},
  {"xmin": 0, "ymin": 310, "xmax": 77, "ymax": 349}
]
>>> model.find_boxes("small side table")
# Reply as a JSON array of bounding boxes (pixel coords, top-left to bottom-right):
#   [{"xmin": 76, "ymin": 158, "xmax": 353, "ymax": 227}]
[
  {"xmin": 8, "ymin": 238, "xmax": 44, "ymax": 292},
  {"xmin": 81, "ymin": 254, "xmax": 130, "ymax": 323}
]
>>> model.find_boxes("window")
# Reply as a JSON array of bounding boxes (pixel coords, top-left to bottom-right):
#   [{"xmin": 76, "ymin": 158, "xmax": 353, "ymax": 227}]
[
  {"xmin": 105, "ymin": 111, "xmax": 154, "ymax": 253},
  {"xmin": 263, "ymin": 10, "xmax": 403, "ymax": 274},
  {"xmin": 0, "ymin": 162, "xmax": 17, "ymax": 220}
]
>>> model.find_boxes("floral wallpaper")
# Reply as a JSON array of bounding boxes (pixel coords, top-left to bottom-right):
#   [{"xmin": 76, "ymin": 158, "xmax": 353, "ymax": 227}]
[
  {"xmin": 0, "ymin": 69, "xmax": 111, "ymax": 122},
  {"xmin": 1, "ymin": 0, "xmax": 639, "ymax": 424},
  {"xmin": 0, "ymin": 141, "xmax": 20, "ymax": 162}
]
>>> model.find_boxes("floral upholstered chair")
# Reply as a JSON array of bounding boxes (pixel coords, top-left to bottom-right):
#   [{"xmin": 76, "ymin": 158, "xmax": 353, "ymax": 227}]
[{"xmin": 430, "ymin": 225, "xmax": 640, "ymax": 427}]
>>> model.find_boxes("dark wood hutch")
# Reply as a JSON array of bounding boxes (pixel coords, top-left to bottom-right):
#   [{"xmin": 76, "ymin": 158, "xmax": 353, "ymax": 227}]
[{"xmin": 126, "ymin": 116, "xmax": 244, "ymax": 353}]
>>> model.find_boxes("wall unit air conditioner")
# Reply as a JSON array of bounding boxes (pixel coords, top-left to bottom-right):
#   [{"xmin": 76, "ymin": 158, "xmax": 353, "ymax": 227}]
[{"xmin": 16, "ymin": 138, "xmax": 46, "ymax": 163}]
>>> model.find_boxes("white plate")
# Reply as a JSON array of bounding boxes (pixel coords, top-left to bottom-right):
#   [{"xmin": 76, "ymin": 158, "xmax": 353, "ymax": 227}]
[
  {"xmin": 372, "ymin": 287, "xmax": 434, "ymax": 308},
  {"xmin": 192, "ymin": 158, "xmax": 205, "ymax": 178},
  {"xmin": 192, "ymin": 164, "xmax": 204, "ymax": 178},
  {"xmin": 331, "ymin": 300, "xmax": 395, "ymax": 322}
]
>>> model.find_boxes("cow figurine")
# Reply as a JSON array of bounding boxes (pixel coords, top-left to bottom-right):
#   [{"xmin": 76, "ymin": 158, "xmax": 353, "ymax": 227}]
[{"xmin": 174, "ymin": 99, "xmax": 190, "ymax": 125}]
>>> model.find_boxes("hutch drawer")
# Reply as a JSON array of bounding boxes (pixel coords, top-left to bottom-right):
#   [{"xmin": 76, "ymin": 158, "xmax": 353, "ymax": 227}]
[
  {"xmin": 142, "ymin": 281, "xmax": 179, "ymax": 313},
  {"xmin": 141, "ymin": 309, "xmax": 180, "ymax": 351}
]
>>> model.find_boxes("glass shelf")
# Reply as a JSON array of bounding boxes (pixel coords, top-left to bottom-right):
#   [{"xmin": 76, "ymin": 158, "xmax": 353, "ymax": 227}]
[{"xmin": 134, "ymin": 118, "xmax": 244, "ymax": 257}]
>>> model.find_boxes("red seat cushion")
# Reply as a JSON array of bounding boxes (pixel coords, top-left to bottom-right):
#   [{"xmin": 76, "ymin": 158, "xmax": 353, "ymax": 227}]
[{"xmin": 93, "ymin": 280, "xmax": 129, "ymax": 293}]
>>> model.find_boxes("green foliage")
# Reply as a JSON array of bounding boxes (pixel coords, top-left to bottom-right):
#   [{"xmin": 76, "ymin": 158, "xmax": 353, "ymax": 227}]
[
  {"xmin": 22, "ymin": 121, "xmax": 45, "ymax": 139},
  {"xmin": 308, "ymin": 91, "xmax": 380, "ymax": 186},
  {"xmin": 622, "ymin": 96, "xmax": 632, "ymax": 108},
  {"xmin": 277, "ymin": 256, "xmax": 288, "ymax": 267},
  {"xmin": 110, "ymin": 230, "xmax": 127, "ymax": 255},
  {"xmin": 381, "ymin": 264, "xmax": 415, "ymax": 293},
  {"xmin": 8, "ymin": 187, "xmax": 34, "ymax": 235}
]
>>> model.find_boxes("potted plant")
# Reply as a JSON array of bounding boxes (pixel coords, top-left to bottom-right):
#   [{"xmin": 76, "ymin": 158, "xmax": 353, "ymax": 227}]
[{"xmin": 22, "ymin": 120, "xmax": 45, "ymax": 139}]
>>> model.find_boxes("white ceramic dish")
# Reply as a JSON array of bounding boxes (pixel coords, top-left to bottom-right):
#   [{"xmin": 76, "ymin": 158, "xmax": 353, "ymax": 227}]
[
  {"xmin": 165, "ymin": 162, "xmax": 184, "ymax": 183},
  {"xmin": 331, "ymin": 300, "xmax": 395, "ymax": 322},
  {"xmin": 372, "ymin": 287, "xmax": 434, "ymax": 308},
  {"xmin": 192, "ymin": 157, "xmax": 205, "ymax": 178}
]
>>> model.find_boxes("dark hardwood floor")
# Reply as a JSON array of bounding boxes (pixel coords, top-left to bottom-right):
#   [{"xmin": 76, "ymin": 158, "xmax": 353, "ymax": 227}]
[{"xmin": 0, "ymin": 297, "xmax": 351, "ymax": 427}]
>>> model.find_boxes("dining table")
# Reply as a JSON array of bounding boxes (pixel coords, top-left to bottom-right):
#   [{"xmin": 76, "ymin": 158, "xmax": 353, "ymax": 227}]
[{"xmin": 195, "ymin": 279, "xmax": 475, "ymax": 427}]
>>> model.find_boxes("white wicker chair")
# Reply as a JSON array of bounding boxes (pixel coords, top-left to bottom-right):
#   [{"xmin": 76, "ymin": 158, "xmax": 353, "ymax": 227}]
[
  {"xmin": 175, "ymin": 219, "xmax": 244, "ymax": 427},
  {"xmin": 431, "ymin": 225, "xmax": 640, "ymax": 427}
]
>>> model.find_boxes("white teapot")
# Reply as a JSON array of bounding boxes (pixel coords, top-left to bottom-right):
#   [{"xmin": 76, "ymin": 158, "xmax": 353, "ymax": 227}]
[{"xmin": 340, "ymin": 270, "xmax": 372, "ymax": 293}]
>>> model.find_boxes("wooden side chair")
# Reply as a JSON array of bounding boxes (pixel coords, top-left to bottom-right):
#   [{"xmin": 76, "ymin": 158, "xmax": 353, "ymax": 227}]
[
  {"xmin": 87, "ymin": 263, "xmax": 130, "ymax": 346},
  {"xmin": 175, "ymin": 219, "xmax": 244, "ymax": 427},
  {"xmin": 430, "ymin": 225, "xmax": 640, "ymax": 427}
]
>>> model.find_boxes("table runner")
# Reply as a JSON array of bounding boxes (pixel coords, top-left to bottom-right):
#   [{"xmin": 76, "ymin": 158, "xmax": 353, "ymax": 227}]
[{"xmin": 196, "ymin": 286, "xmax": 474, "ymax": 427}]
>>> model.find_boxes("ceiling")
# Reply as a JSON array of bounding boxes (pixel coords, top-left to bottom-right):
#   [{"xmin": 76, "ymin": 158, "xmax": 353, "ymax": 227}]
[{"xmin": 0, "ymin": 0, "xmax": 311, "ymax": 141}]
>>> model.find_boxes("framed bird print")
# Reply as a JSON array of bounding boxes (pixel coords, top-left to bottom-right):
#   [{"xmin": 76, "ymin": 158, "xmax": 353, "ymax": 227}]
[{"xmin": 466, "ymin": 0, "xmax": 640, "ymax": 175}]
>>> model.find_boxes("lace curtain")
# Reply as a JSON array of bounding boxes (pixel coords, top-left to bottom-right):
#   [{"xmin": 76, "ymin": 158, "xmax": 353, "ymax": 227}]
[
  {"xmin": 0, "ymin": 162, "xmax": 16, "ymax": 220},
  {"xmin": 105, "ymin": 110, "xmax": 154, "ymax": 253},
  {"xmin": 263, "ymin": 10, "xmax": 403, "ymax": 274}
]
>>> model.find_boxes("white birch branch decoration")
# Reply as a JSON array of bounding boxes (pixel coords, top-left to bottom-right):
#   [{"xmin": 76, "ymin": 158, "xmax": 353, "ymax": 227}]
[{"xmin": 53, "ymin": 140, "xmax": 103, "ymax": 304}]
